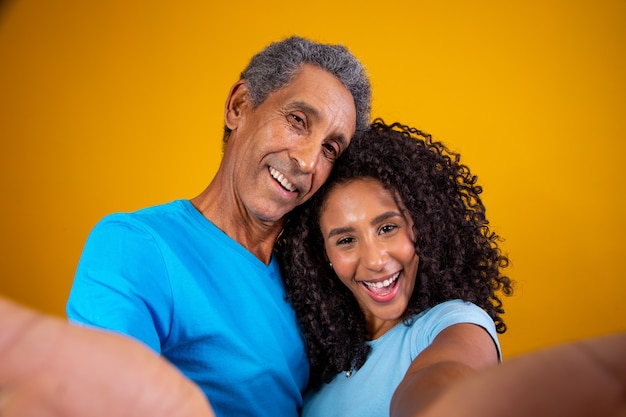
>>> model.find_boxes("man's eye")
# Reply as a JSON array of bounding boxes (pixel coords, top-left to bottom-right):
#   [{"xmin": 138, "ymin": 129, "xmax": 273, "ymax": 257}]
[
  {"xmin": 289, "ymin": 114, "xmax": 305, "ymax": 127},
  {"xmin": 323, "ymin": 143, "xmax": 339, "ymax": 157}
]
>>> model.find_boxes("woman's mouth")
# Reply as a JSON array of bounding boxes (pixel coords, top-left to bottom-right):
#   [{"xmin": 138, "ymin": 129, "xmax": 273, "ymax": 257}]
[{"xmin": 361, "ymin": 272, "xmax": 400, "ymax": 299}]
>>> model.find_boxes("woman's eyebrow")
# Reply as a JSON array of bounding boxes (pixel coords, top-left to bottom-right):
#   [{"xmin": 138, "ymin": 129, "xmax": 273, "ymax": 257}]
[
  {"xmin": 371, "ymin": 211, "xmax": 402, "ymax": 226},
  {"xmin": 326, "ymin": 211, "xmax": 402, "ymax": 239},
  {"xmin": 327, "ymin": 226, "xmax": 354, "ymax": 239}
]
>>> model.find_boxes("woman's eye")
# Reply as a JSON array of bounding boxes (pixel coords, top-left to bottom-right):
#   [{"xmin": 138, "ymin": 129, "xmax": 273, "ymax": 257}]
[
  {"xmin": 380, "ymin": 224, "xmax": 397, "ymax": 234},
  {"xmin": 337, "ymin": 236, "xmax": 355, "ymax": 245}
]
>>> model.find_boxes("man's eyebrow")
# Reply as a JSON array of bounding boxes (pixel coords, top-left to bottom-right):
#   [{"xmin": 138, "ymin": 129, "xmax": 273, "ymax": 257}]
[{"xmin": 289, "ymin": 101, "xmax": 320, "ymax": 119}]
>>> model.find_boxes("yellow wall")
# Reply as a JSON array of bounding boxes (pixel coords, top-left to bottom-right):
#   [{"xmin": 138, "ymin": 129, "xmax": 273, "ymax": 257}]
[{"xmin": 1, "ymin": 0, "xmax": 624, "ymax": 358}]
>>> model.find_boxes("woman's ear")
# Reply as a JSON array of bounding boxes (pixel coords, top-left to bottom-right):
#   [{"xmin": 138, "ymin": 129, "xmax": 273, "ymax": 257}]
[
  {"xmin": 323, "ymin": 252, "xmax": 333, "ymax": 270},
  {"xmin": 224, "ymin": 80, "xmax": 250, "ymax": 130}
]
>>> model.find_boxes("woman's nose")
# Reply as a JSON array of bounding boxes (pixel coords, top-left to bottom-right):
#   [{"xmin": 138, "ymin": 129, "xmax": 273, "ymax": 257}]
[{"xmin": 360, "ymin": 240, "xmax": 388, "ymax": 272}]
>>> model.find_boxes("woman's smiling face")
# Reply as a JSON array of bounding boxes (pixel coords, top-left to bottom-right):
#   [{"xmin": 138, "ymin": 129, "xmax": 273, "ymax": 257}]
[{"xmin": 319, "ymin": 177, "xmax": 419, "ymax": 339}]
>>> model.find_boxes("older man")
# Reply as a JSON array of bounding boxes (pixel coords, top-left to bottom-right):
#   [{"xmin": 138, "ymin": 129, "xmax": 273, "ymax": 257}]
[{"xmin": 66, "ymin": 36, "xmax": 371, "ymax": 417}]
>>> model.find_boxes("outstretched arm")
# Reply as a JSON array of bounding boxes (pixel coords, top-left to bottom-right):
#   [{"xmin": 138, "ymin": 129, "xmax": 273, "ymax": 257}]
[
  {"xmin": 420, "ymin": 331, "xmax": 626, "ymax": 417},
  {"xmin": 390, "ymin": 323, "xmax": 499, "ymax": 417},
  {"xmin": 0, "ymin": 296, "xmax": 215, "ymax": 417},
  {"xmin": 391, "ymin": 322, "xmax": 626, "ymax": 417}
]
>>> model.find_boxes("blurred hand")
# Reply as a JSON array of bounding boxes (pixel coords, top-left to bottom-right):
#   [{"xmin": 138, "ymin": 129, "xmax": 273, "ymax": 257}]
[
  {"xmin": 420, "ymin": 332, "xmax": 626, "ymax": 417},
  {"xmin": 0, "ymin": 296, "xmax": 215, "ymax": 417}
]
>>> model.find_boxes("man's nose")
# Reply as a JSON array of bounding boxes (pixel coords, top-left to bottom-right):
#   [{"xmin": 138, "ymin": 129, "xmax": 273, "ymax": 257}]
[{"xmin": 290, "ymin": 138, "xmax": 320, "ymax": 173}]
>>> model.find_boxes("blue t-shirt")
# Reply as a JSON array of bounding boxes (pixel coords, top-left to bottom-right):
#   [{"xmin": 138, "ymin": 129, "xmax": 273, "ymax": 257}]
[
  {"xmin": 302, "ymin": 300, "xmax": 500, "ymax": 417},
  {"xmin": 67, "ymin": 200, "xmax": 309, "ymax": 417}
]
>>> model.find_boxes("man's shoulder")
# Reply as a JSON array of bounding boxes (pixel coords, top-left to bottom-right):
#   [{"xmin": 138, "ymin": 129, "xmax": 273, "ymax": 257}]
[{"xmin": 96, "ymin": 200, "xmax": 188, "ymax": 227}]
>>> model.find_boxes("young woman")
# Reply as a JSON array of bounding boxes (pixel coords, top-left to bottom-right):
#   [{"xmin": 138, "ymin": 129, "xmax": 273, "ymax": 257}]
[{"xmin": 277, "ymin": 119, "xmax": 514, "ymax": 417}]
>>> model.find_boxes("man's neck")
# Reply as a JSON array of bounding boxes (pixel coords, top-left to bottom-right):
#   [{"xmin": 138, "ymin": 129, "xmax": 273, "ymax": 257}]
[{"xmin": 190, "ymin": 183, "xmax": 283, "ymax": 265}]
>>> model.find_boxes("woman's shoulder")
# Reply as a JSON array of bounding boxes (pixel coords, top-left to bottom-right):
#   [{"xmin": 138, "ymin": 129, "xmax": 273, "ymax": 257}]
[{"xmin": 411, "ymin": 299, "xmax": 484, "ymax": 323}]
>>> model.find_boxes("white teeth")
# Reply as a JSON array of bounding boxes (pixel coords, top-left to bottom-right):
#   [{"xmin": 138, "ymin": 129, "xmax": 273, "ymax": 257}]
[
  {"xmin": 363, "ymin": 272, "xmax": 400, "ymax": 289},
  {"xmin": 269, "ymin": 167, "xmax": 296, "ymax": 192}
]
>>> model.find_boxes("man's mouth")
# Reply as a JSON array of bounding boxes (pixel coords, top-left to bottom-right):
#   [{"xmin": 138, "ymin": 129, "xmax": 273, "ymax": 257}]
[{"xmin": 269, "ymin": 167, "xmax": 297, "ymax": 192}]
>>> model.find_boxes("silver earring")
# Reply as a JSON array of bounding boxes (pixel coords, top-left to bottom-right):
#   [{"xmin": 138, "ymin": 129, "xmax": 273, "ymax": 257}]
[{"xmin": 328, "ymin": 262, "xmax": 333, "ymax": 269}]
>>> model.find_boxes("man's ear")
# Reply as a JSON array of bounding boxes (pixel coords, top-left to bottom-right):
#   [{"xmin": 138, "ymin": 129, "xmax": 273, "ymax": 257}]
[{"xmin": 224, "ymin": 80, "xmax": 250, "ymax": 130}]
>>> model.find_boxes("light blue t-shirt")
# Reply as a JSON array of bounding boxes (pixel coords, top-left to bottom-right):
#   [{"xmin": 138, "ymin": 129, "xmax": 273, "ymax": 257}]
[
  {"xmin": 302, "ymin": 300, "xmax": 500, "ymax": 417},
  {"xmin": 67, "ymin": 200, "xmax": 309, "ymax": 417}
]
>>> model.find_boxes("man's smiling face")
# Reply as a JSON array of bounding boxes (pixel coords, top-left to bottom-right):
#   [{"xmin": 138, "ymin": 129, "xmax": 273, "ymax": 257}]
[{"xmin": 225, "ymin": 64, "xmax": 357, "ymax": 224}]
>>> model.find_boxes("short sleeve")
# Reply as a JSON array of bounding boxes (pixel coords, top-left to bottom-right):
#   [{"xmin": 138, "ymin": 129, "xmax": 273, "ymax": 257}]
[
  {"xmin": 409, "ymin": 300, "xmax": 501, "ymax": 361},
  {"xmin": 66, "ymin": 214, "xmax": 173, "ymax": 353}
]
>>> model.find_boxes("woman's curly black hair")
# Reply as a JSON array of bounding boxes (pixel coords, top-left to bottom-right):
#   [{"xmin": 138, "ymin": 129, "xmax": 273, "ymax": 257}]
[{"xmin": 276, "ymin": 119, "xmax": 513, "ymax": 389}]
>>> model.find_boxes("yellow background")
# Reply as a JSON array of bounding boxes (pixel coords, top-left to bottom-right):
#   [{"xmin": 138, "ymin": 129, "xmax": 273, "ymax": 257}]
[{"xmin": 1, "ymin": 0, "xmax": 624, "ymax": 358}]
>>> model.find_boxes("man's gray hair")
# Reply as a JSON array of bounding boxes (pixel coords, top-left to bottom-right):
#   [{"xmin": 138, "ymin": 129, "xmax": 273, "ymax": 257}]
[{"xmin": 224, "ymin": 36, "xmax": 371, "ymax": 143}]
